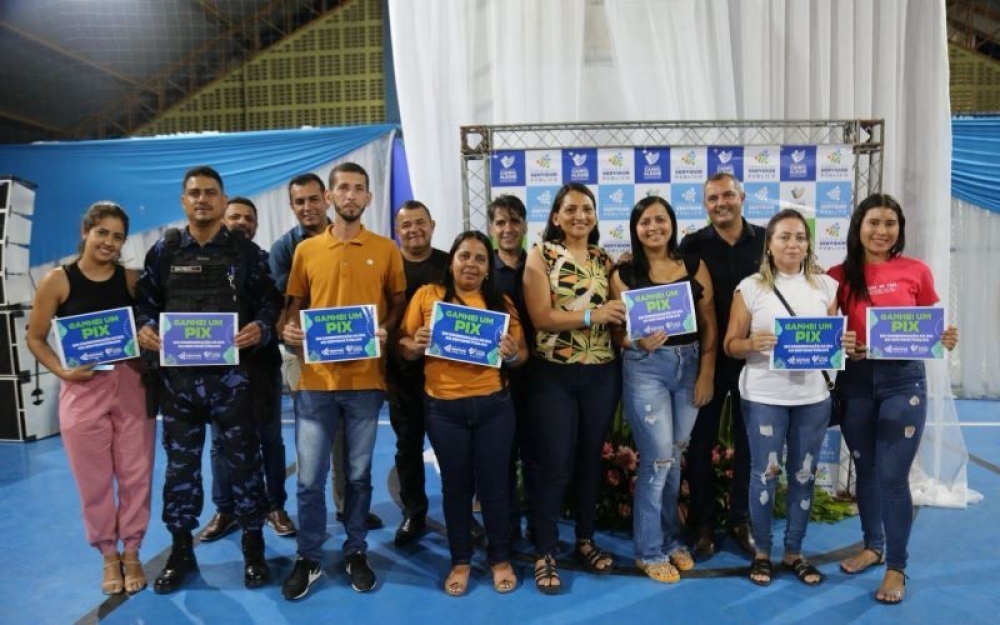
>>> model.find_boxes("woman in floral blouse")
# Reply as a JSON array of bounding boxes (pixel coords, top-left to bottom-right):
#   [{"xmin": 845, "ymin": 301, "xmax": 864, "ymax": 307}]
[{"xmin": 522, "ymin": 183, "xmax": 627, "ymax": 594}]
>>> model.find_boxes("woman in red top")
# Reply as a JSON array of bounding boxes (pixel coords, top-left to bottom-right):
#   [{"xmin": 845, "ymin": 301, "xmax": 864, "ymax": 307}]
[{"xmin": 828, "ymin": 193, "xmax": 958, "ymax": 604}]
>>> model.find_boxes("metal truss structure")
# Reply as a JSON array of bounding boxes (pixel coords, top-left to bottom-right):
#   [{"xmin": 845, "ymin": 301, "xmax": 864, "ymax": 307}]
[{"xmin": 460, "ymin": 119, "xmax": 884, "ymax": 232}]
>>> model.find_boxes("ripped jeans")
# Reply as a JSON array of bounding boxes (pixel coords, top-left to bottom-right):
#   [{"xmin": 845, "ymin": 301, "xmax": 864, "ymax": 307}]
[
  {"xmin": 839, "ymin": 359, "xmax": 926, "ymax": 571},
  {"xmin": 742, "ymin": 397, "xmax": 831, "ymax": 556},
  {"xmin": 622, "ymin": 342, "xmax": 700, "ymax": 564}
]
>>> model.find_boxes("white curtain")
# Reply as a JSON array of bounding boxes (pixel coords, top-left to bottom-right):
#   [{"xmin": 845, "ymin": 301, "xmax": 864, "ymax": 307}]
[
  {"xmin": 389, "ymin": 0, "xmax": 977, "ymax": 507},
  {"xmin": 950, "ymin": 198, "xmax": 1000, "ymax": 398}
]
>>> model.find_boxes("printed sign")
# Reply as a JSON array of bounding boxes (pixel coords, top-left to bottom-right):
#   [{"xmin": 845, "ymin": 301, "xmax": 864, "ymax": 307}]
[
  {"xmin": 301, "ymin": 305, "xmax": 380, "ymax": 364},
  {"xmin": 160, "ymin": 312, "xmax": 238, "ymax": 367},
  {"xmin": 771, "ymin": 316, "xmax": 846, "ymax": 371},
  {"xmin": 427, "ymin": 301, "xmax": 510, "ymax": 368},
  {"xmin": 622, "ymin": 282, "xmax": 697, "ymax": 341},
  {"xmin": 53, "ymin": 306, "xmax": 138, "ymax": 369},
  {"xmin": 866, "ymin": 306, "xmax": 946, "ymax": 360}
]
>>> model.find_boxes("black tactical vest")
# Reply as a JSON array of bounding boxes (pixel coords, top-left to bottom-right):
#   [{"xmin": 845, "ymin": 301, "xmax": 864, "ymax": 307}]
[{"xmin": 162, "ymin": 228, "xmax": 253, "ymax": 326}]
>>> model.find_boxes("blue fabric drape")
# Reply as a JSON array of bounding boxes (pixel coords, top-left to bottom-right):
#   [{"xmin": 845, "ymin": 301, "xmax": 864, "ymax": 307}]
[
  {"xmin": 952, "ymin": 116, "xmax": 1000, "ymax": 214},
  {"xmin": 0, "ymin": 125, "xmax": 397, "ymax": 264}
]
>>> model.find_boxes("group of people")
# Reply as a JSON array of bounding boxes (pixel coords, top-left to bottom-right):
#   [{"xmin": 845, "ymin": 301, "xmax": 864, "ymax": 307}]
[{"xmin": 27, "ymin": 163, "xmax": 957, "ymax": 606}]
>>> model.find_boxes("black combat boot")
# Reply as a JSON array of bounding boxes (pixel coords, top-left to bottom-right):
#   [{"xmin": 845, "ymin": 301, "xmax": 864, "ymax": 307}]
[
  {"xmin": 242, "ymin": 528, "xmax": 270, "ymax": 588},
  {"xmin": 153, "ymin": 531, "xmax": 197, "ymax": 594}
]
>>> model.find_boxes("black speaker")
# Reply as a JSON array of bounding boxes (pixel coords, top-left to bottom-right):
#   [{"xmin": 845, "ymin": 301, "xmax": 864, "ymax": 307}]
[{"xmin": 0, "ymin": 308, "xmax": 59, "ymax": 441}]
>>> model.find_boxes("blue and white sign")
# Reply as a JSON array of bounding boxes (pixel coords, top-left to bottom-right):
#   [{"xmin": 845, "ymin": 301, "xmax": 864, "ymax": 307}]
[
  {"xmin": 160, "ymin": 312, "xmax": 238, "ymax": 367},
  {"xmin": 622, "ymin": 282, "xmax": 697, "ymax": 342},
  {"xmin": 771, "ymin": 316, "xmax": 846, "ymax": 371},
  {"xmin": 866, "ymin": 306, "xmax": 946, "ymax": 360},
  {"xmin": 427, "ymin": 302, "xmax": 510, "ymax": 368},
  {"xmin": 301, "ymin": 305, "xmax": 380, "ymax": 364},
  {"xmin": 54, "ymin": 306, "xmax": 138, "ymax": 369}
]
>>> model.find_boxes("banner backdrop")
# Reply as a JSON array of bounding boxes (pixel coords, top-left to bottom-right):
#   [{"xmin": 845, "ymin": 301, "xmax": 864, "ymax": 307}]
[{"xmin": 490, "ymin": 144, "xmax": 855, "ymax": 269}]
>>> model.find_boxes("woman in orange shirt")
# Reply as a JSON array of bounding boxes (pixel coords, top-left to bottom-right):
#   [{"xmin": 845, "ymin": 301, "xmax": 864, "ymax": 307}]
[{"xmin": 400, "ymin": 230, "xmax": 528, "ymax": 597}]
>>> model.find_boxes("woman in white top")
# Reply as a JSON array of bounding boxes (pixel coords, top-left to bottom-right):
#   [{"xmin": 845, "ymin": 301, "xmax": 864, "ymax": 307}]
[{"xmin": 723, "ymin": 209, "xmax": 856, "ymax": 587}]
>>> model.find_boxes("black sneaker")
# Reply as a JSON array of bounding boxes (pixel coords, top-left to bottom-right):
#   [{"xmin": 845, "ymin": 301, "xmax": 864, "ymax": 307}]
[
  {"xmin": 282, "ymin": 556, "xmax": 322, "ymax": 601},
  {"xmin": 345, "ymin": 552, "xmax": 376, "ymax": 592}
]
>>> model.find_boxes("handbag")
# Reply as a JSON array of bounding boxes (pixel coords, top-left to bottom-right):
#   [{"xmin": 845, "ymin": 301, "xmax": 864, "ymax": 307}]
[{"xmin": 771, "ymin": 287, "xmax": 845, "ymax": 427}]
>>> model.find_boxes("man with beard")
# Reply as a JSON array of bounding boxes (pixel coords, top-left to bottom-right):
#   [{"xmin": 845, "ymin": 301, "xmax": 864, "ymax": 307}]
[
  {"xmin": 678, "ymin": 172, "xmax": 764, "ymax": 560},
  {"xmin": 280, "ymin": 163, "xmax": 406, "ymax": 600},
  {"xmin": 267, "ymin": 174, "xmax": 383, "ymax": 534}
]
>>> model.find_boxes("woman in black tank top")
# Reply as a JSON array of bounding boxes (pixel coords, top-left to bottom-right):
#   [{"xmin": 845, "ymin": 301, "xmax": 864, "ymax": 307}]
[
  {"xmin": 609, "ymin": 196, "xmax": 718, "ymax": 583},
  {"xmin": 26, "ymin": 202, "xmax": 154, "ymax": 596}
]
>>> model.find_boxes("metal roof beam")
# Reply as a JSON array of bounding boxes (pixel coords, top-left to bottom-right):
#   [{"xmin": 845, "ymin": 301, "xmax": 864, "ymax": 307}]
[{"xmin": 0, "ymin": 19, "xmax": 140, "ymax": 87}]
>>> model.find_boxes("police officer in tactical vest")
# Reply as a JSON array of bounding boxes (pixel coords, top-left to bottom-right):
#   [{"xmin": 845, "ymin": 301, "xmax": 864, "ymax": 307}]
[{"xmin": 135, "ymin": 166, "xmax": 281, "ymax": 593}]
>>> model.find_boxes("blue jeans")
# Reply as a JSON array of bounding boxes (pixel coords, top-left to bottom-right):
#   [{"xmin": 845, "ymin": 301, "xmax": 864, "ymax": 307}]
[
  {"xmin": 425, "ymin": 390, "xmax": 515, "ymax": 565},
  {"xmin": 210, "ymin": 367, "xmax": 286, "ymax": 512},
  {"xmin": 526, "ymin": 360, "xmax": 620, "ymax": 557},
  {"xmin": 742, "ymin": 397, "xmax": 831, "ymax": 555},
  {"xmin": 839, "ymin": 359, "xmax": 926, "ymax": 570},
  {"xmin": 622, "ymin": 343, "xmax": 700, "ymax": 564},
  {"xmin": 294, "ymin": 389, "xmax": 384, "ymax": 560}
]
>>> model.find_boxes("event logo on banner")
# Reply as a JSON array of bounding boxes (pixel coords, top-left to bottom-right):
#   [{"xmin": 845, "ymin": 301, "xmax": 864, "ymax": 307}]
[
  {"xmin": 487, "ymin": 143, "xmax": 854, "ymax": 264},
  {"xmin": 490, "ymin": 150, "xmax": 524, "ymax": 187},
  {"xmin": 635, "ymin": 148, "xmax": 670, "ymax": 183},
  {"xmin": 562, "ymin": 149, "xmax": 597, "ymax": 184},
  {"xmin": 708, "ymin": 146, "xmax": 744, "ymax": 179}
]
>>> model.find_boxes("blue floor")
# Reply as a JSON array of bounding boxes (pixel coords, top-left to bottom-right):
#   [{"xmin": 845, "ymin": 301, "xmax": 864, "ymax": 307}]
[{"xmin": 1, "ymin": 400, "xmax": 998, "ymax": 624}]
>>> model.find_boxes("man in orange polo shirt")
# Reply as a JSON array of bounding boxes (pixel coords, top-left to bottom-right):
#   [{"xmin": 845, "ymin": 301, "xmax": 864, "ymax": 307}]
[{"xmin": 279, "ymin": 162, "xmax": 406, "ymax": 600}]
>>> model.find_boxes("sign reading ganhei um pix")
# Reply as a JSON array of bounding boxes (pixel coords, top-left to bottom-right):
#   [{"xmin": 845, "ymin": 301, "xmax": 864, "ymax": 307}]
[
  {"xmin": 160, "ymin": 312, "xmax": 239, "ymax": 367},
  {"xmin": 301, "ymin": 305, "xmax": 380, "ymax": 364},
  {"xmin": 54, "ymin": 306, "xmax": 139, "ymax": 369},
  {"xmin": 770, "ymin": 316, "xmax": 846, "ymax": 371},
  {"xmin": 427, "ymin": 301, "xmax": 510, "ymax": 368},
  {"xmin": 622, "ymin": 282, "xmax": 696, "ymax": 342},
  {"xmin": 866, "ymin": 306, "xmax": 946, "ymax": 360}
]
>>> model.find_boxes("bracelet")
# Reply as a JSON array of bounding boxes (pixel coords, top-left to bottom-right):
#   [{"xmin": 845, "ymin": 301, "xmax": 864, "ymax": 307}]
[
  {"xmin": 583, "ymin": 309, "xmax": 592, "ymax": 328},
  {"xmin": 503, "ymin": 352, "xmax": 519, "ymax": 365}
]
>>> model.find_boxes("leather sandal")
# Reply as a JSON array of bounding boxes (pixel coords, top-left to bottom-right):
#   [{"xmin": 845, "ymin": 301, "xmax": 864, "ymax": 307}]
[
  {"xmin": 443, "ymin": 564, "xmax": 471, "ymax": 597},
  {"xmin": 783, "ymin": 557, "xmax": 825, "ymax": 586},
  {"xmin": 749, "ymin": 557, "xmax": 772, "ymax": 586},
  {"xmin": 874, "ymin": 568, "xmax": 907, "ymax": 605},
  {"xmin": 840, "ymin": 548, "xmax": 885, "ymax": 575},
  {"xmin": 636, "ymin": 559, "xmax": 680, "ymax": 584},
  {"xmin": 670, "ymin": 549, "xmax": 695, "ymax": 572},
  {"xmin": 122, "ymin": 551, "xmax": 147, "ymax": 594},
  {"xmin": 102, "ymin": 552, "xmax": 124, "ymax": 595},
  {"xmin": 491, "ymin": 562, "xmax": 518, "ymax": 594},
  {"xmin": 533, "ymin": 555, "xmax": 561, "ymax": 595},
  {"xmin": 574, "ymin": 539, "xmax": 614, "ymax": 575}
]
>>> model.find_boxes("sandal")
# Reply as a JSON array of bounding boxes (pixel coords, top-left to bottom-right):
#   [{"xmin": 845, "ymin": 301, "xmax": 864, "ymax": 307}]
[
  {"xmin": 443, "ymin": 564, "xmax": 471, "ymax": 597},
  {"xmin": 874, "ymin": 568, "xmax": 907, "ymax": 605},
  {"xmin": 533, "ymin": 555, "xmax": 561, "ymax": 595},
  {"xmin": 102, "ymin": 552, "xmax": 124, "ymax": 595},
  {"xmin": 783, "ymin": 557, "xmax": 825, "ymax": 586},
  {"xmin": 669, "ymin": 549, "xmax": 695, "ymax": 572},
  {"xmin": 491, "ymin": 562, "xmax": 518, "ymax": 594},
  {"xmin": 749, "ymin": 557, "xmax": 772, "ymax": 586},
  {"xmin": 636, "ymin": 559, "xmax": 680, "ymax": 584},
  {"xmin": 840, "ymin": 548, "xmax": 885, "ymax": 575},
  {"xmin": 574, "ymin": 539, "xmax": 614, "ymax": 575},
  {"xmin": 121, "ymin": 551, "xmax": 147, "ymax": 594}
]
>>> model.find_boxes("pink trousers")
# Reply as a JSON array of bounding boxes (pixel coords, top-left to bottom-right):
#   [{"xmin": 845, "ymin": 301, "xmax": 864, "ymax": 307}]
[{"xmin": 59, "ymin": 361, "xmax": 155, "ymax": 555}]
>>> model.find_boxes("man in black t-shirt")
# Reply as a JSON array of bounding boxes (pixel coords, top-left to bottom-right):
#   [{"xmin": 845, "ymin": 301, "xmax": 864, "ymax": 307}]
[
  {"xmin": 388, "ymin": 200, "xmax": 449, "ymax": 545},
  {"xmin": 678, "ymin": 172, "xmax": 764, "ymax": 560}
]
